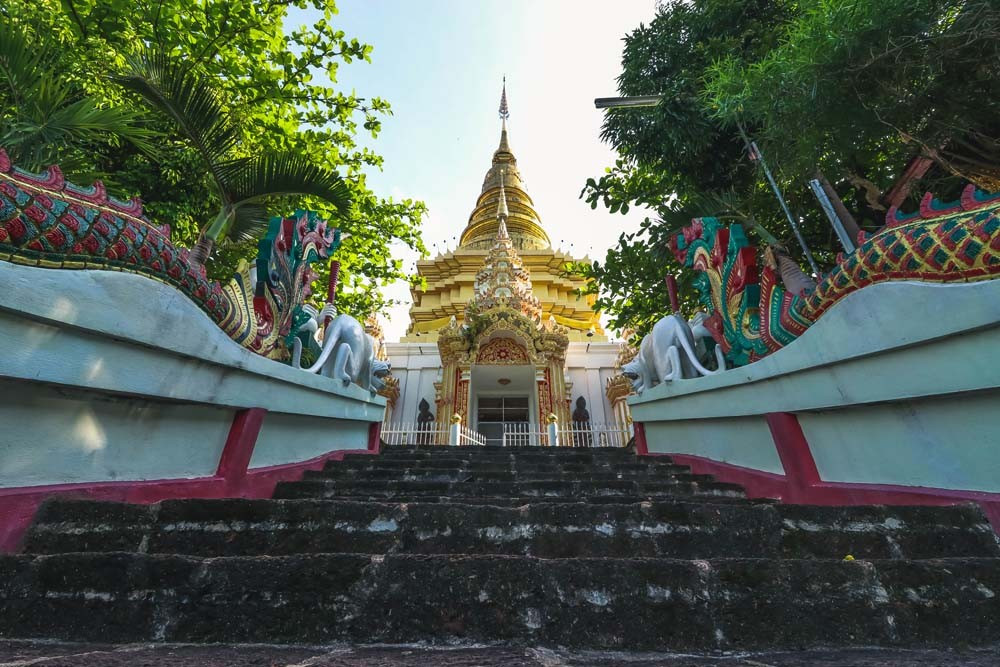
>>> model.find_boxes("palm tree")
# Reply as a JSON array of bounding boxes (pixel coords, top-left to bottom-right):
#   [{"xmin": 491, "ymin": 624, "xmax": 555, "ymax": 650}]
[
  {"xmin": 115, "ymin": 51, "xmax": 352, "ymax": 266},
  {"xmin": 0, "ymin": 22, "xmax": 156, "ymax": 180}
]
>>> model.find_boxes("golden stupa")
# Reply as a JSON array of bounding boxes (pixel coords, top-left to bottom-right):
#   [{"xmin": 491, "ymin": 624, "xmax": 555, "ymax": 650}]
[{"xmin": 402, "ymin": 83, "xmax": 605, "ymax": 343}]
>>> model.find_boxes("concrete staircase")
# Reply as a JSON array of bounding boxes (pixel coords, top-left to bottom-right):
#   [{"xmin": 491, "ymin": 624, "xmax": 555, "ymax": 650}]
[{"xmin": 3, "ymin": 445, "xmax": 999, "ymax": 650}]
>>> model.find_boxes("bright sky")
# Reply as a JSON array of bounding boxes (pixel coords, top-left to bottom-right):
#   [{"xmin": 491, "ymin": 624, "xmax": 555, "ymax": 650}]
[{"xmin": 290, "ymin": 1, "xmax": 658, "ymax": 341}]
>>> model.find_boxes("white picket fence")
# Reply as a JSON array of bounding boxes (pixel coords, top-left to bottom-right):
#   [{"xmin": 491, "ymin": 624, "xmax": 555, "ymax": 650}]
[
  {"xmin": 502, "ymin": 422, "xmax": 549, "ymax": 447},
  {"xmin": 381, "ymin": 421, "xmax": 486, "ymax": 447},
  {"xmin": 559, "ymin": 421, "xmax": 632, "ymax": 448},
  {"xmin": 382, "ymin": 421, "xmax": 631, "ymax": 448}
]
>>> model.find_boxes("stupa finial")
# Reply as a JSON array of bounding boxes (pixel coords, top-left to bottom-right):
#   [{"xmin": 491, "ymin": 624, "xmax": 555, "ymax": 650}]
[
  {"xmin": 497, "ymin": 78, "xmax": 511, "ymax": 153},
  {"xmin": 499, "ymin": 76, "xmax": 509, "ymax": 120}
]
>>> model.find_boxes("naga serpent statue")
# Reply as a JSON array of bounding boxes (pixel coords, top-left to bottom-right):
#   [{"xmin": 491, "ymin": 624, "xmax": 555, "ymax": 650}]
[
  {"xmin": 670, "ymin": 186, "xmax": 1000, "ymax": 367},
  {"xmin": 0, "ymin": 148, "xmax": 339, "ymax": 362}
]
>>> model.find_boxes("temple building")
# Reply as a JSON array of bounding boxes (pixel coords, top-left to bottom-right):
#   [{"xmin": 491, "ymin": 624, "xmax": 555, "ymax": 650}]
[{"xmin": 385, "ymin": 85, "xmax": 630, "ymax": 443}]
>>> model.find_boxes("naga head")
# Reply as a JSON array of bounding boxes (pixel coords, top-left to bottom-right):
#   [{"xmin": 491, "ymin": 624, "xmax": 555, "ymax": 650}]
[
  {"xmin": 370, "ymin": 359, "xmax": 392, "ymax": 393},
  {"xmin": 621, "ymin": 358, "xmax": 644, "ymax": 392}
]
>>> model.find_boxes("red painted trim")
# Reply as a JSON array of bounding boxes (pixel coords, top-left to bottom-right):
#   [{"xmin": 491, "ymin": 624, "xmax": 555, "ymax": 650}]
[
  {"xmin": 368, "ymin": 421, "xmax": 383, "ymax": 454},
  {"xmin": 216, "ymin": 408, "xmax": 267, "ymax": 491},
  {"xmin": 764, "ymin": 412, "xmax": 820, "ymax": 502},
  {"xmin": 0, "ymin": 444, "xmax": 378, "ymax": 554},
  {"xmin": 633, "ymin": 422, "xmax": 648, "ymax": 456}
]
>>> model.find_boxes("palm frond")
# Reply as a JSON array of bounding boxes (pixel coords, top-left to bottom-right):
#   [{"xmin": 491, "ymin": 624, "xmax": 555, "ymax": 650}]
[
  {"xmin": 224, "ymin": 154, "xmax": 352, "ymax": 214},
  {"xmin": 0, "ymin": 23, "xmax": 159, "ymax": 174},
  {"xmin": 0, "ymin": 22, "xmax": 50, "ymax": 109},
  {"xmin": 226, "ymin": 203, "xmax": 270, "ymax": 243},
  {"xmin": 6, "ymin": 99, "xmax": 157, "ymax": 152},
  {"xmin": 114, "ymin": 50, "xmax": 240, "ymax": 186}
]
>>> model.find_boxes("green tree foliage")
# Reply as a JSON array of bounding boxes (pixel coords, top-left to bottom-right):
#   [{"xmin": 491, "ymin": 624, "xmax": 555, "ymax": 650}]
[
  {"xmin": 116, "ymin": 50, "xmax": 352, "ymax": 265},
  {"xmin": 580, "ymin": 0, "xmax": 1000, "ymax": 337},
  {"xmin": 1, "ymin": 0, "xmax": 425, "ymax": 319},
  {"xmin": 706, "ymin": 0, "xmax": 1000, "ymax": 193},
  {"xmin": 0, "ymin": 21, "xmax": 155, "ymax": 181}
]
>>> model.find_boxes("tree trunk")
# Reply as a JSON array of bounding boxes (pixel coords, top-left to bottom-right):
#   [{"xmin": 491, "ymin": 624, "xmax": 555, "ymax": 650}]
[{"xmin": 189, "ymin": 236, "xmax": 214, "ymax": 266}]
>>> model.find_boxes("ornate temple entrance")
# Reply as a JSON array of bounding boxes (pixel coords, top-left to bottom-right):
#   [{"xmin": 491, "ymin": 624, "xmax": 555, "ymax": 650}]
[
  {"xmin": 433, "ymin": 174, "xmax": 571, "ymax": 435},
  {"xmin": 469, "ymin": 364, "xmax": 537, "ymax": 445}
]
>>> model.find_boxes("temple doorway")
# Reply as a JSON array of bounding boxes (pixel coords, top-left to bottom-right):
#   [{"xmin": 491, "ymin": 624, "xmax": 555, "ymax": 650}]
[
  {"xmin": 469, "ymin": 364, "xmax": 538, "ymax": 446},
  {"xmin": 476, "ymin": 395, "xmax": 529, "ymax": 446}
]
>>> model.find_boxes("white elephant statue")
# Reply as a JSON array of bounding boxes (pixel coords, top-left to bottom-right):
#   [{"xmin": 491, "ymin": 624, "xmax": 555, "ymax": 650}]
[
  {"xmin": 621, "ymin": 313, "xmax": 726, "ymax": 393},
  {"xmin": 292, "ymin": 306, "xmax": 391, "ymax": 393}
]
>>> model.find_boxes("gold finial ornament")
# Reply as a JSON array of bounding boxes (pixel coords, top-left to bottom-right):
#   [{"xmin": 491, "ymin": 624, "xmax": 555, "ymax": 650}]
[
  {"xmin": 451, "ymin": 413, "xmax": 462, "ymax": 424},
  {"xmin": 499, "ymin": 76, "xmax": 509, "ymax": 120},
  {"xmin": 547, "ymin": 413, "xmax": 559, "ymax": 424}
]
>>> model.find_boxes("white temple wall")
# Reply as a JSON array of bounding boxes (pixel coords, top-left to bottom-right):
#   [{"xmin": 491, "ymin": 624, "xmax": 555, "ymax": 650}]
[
  {"xmin": 385, "ymin": 343, "xmax": 444, "ymax": 423},
  {"xmin": 564, "ymin": 342, "xmax": 621, "ymax": 424}
]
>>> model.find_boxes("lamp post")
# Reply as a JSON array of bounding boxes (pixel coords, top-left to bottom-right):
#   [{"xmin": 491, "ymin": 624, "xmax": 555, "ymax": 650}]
[{"xmin": 594, "ymin": 95, "xmax": 820, "ymax": 276}]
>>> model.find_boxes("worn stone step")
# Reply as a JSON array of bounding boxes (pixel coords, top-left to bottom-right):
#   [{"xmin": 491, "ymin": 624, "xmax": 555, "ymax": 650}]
[
  {"xmin": 2, "ymin": 552, "xmax": 997, "ymax": 649},
  {"xmin": 776, "ymin": 504, "xmax": 1000, "ymax": 560},
  {"xmin": 272, "ymin": 479, "xmax": 747, "ymax": 500},
  {"xmin": 328, "ymin": 460, "xmax": 688, "ymax": 473},
  {"xmin": 305, "ymin": 494, "xmax": 764, "ymax": 507},
  {"xmin": 363, "ymin": 451, "xmax": 643, "ymax": 464},
  {"xmin": 24, "ymin": 499, "xmax": 997, "ymax": 561},
  {"xmin": 352, "ymin": 456, "xmax": 640, "ymax": 468},
  {"xmin": 22, "ymin": 499, "xmax": 780, "ymax": 558},
  {"xmin": 303, "ymin": 468, "xmax": 714, "ymax": 482},
  {"xmin": 378, "ymin": 446, "xmax": 639, "ymax": 456},
  {"xmin": 314, "ymin": 467, "xmax": 695, "ymax": 482}
]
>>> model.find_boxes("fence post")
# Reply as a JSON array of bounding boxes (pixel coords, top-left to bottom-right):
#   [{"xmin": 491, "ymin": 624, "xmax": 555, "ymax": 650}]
[
  {"xmin": 547, "ymin": 413, "xmax": 559, "ymax": 447},
  {"xmin": 449, "ymin": 413, "xmax": 462, "ymax": 447}
]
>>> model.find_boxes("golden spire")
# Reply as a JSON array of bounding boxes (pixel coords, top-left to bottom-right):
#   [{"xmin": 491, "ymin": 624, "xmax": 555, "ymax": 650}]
[
  {"xmin": 458, "ymin": 79, "xmax": 551, "ymax": 250},
  {"xmin": 498, "ymin": 77, "xmax": 511, "ymax": 153}
]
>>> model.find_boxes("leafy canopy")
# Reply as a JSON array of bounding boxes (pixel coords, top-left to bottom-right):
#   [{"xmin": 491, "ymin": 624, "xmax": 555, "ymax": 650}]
[
  {"xmin": 579, "ymin": 0, "xmax": 1000, "ymax": 338},
  {"xmin": 1, "ymin": 0, "xmax": 426, "ymax": 319}
]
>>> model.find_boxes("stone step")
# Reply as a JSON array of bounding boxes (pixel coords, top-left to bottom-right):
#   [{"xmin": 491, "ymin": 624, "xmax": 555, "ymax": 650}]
[
  {"xmin": 363, "ymin": 451, "xmax": 645, "ymax": 464},
  {"xmin": 777, "ymin": 504, "xmax": 1000, "ymax": 560},
  {"xmin": 23, "ymin": 499, "xmax": 998, "ymax": 561},
  {"xmin": 25, "ymin": 499, "xmax": 996, "ymax": 562},
  {"xmin": 302, "ymin": 469, "xmax": 712, "ymax": 484},
  {"xmin": 304, "ymin": 494, "xmax": 764, "ymax": 507},
  {"xmin": 328, "ymin": 460, "xmax": 688, "ymax": 473},
  {"xmin": 378, "ymin": 445, "xmax": 639, "ymax": 456},
  {"xmin": 2, "ymin": 552, "xmax": 997, "ymax": 649},
  {"xmin": 22, "ymin": 499, "xmax": 777, "ymax": 558},
  {"xmin": 271, "ymin": 478, "xmax": 747, "ymax": 500}
]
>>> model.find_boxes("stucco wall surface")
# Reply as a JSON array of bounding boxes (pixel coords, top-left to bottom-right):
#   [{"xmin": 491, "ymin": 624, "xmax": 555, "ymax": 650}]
[
  {"xmin": 644, "ymin": 416, "xmax": 784, "ymax": 474},
  {"xmin": 0, "ymin": 262, "xmax": 385, "ymax": 488},
  {"xmin": 629, "ymin": 279, "xmax": 1000, "ymax": 492}
]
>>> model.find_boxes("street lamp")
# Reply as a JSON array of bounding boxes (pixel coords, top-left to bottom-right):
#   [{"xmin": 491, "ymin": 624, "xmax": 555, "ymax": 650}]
[
  {"xmin": 594, "ymin": 94, "xmax": 820, "ymax": 276},
  {"xmin": 594, "ymin": 95, "xmax": 661, "ymax": 109}
]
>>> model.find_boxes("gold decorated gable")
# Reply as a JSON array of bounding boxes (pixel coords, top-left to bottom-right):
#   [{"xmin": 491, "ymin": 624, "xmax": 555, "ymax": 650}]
[
  {"xmin": 438, "ymin": 302, "xmax": 569, "ymax": 367},
  {"xmin": 476, "ymin": 336, "xmax": 530, "ymax": 365}
]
